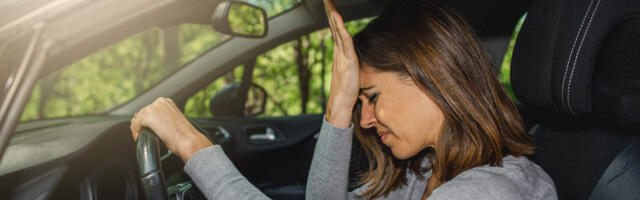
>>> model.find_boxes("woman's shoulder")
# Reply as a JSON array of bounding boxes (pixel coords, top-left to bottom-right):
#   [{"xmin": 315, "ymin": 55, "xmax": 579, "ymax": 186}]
[{"xmin": 428, "ymin": 155, "xmax": 557, "ymax": 200}]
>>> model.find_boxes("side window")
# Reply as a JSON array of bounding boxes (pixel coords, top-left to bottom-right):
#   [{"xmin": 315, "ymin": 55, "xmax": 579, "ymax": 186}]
[{"xmin": 184, "ymin": 18, "xmax": 374, "ymax": 118}]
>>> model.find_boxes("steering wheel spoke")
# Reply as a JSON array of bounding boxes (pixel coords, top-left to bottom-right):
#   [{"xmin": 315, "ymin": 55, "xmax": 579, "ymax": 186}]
[{"xmin": 136, "ymin": 128, "xmax": 170, "ymax": 200}]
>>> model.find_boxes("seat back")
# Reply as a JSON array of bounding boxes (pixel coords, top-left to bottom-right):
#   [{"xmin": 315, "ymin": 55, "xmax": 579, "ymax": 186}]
[{"xmin": 510, "ymin": 0, "xmax": 640, "ymax": 199}]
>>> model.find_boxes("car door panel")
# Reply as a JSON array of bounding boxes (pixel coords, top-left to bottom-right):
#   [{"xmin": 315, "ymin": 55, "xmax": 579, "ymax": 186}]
[{"xmin": 190, "ymin": 114, "xmax": 322, "ymax": 195}]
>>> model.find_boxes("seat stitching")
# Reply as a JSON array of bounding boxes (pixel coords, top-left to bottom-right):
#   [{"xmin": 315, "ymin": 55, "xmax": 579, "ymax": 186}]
[
  {"xmin": 567, "ymin": 0, "xmax": 602, "ymax": 116},
  {"xmin": 562, "ymin": 0, "xmax": 595, "ymax": 114}
]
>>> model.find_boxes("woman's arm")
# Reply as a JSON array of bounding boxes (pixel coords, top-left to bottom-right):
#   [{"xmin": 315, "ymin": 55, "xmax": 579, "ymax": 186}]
[
  {"xmin": 130, "ymin": 0, "xmax": 361, "ymax": 197},
  {"xmin": 184, "ymin": 145, "xmax": 270, "ymax": 200},
  {"xmin": 130, "ymin": 98, "xmax": 270, "ymax": 200},
  {"xmin": 306, "ymin": 0, "xmax": 363, "ymax": 199},
  {"xmin": 323, "ymin": 0, "xmax": 360, "ymax": 128},
  {"xmin": 306, "ymin": 117, "xmax": 362, "ymax": 200}
]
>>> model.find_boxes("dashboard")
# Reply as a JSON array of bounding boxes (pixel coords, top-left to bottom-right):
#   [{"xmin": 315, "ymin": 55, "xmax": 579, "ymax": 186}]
[{"xmin": 0, "ymin": 116, "xmax": 154, "ymax": 199}]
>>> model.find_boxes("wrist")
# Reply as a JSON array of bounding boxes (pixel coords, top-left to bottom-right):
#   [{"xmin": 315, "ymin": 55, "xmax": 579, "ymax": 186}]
[
  {"xmin": 176, "ymin": 128, "xmax": 213, "ymax": 163},
  {"xmin": 326, "ymin": 96, "xmax": 355, "ymax": 128}
]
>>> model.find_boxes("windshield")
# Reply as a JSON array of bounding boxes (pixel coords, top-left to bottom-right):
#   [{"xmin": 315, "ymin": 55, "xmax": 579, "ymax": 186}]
[{"xmin": 19, "ymin": 0, "xmax": 301, "ymax": 122}]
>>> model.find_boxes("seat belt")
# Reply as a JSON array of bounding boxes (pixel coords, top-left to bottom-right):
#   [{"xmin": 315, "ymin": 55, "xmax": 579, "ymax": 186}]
[{"xmin": 589, "ymin": 137, "xmax": 640, "ymax": 200}]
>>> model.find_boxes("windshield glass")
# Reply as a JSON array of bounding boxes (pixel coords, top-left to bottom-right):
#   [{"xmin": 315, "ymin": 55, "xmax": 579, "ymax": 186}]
[
  {"xmin": 19, "ymin": 1, "xmax": 301, "ymax": 122},
  {"xmin": 20, "ymin": 24, "xmax": 227, "ymax": 121}
]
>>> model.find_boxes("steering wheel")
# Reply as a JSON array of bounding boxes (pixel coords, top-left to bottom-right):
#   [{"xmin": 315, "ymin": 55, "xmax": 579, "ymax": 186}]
[{"xmin": 136, "ymin": 127, "xmax": 170, "ymax": 200}]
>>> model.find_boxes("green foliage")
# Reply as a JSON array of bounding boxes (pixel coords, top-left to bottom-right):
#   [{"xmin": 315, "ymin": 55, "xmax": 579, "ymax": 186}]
[
  {"xmin": 499, "ymin": 14, "xmax": 526, "ymax": 102},
  {"xmin": 184, "ymin": 17, "xmax": 374, "ymax": 118},
  {"xmin": 20, "ymin": 24, "xmax": 228, "ymax": 121},
  {"xmin": 20, "ymin": 0, "xmax": 371, "ymax": 121},
  {"xmin": 20, "ymin": 0, "xmax": 306, "ymax": 122},
  {"xmin": 228, "ymin": 3, "xmax": 266, "ymax": 36}
]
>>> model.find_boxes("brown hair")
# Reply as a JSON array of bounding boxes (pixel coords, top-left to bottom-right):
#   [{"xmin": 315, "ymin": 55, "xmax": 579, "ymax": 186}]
[{"xmin": 351, "ymin": 1, "xmax": 535, "ymax": 198}]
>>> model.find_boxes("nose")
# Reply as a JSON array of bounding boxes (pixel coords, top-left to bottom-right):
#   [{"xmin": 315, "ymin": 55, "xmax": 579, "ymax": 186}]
[{"xmin": 360, "ymin": 101, "xmax": 376, "ymax": 128}]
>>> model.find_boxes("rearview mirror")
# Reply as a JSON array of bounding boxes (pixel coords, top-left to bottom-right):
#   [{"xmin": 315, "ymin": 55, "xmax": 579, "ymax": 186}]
[{"xmin": 211, "ymin": 1, "xmax": 268, "ymax": 38}]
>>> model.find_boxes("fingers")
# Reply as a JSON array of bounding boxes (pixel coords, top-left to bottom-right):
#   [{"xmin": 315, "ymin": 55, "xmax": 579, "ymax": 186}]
[
  {"xmin": 331, "ymin": 13, "xmax": 344, "ymax": 48},
  {"xmin": 333, "ymin": 13, "xmax": 354, "ymax": 54},
  {"xmin": 323, "ymin": 0, "xmax": 354, "ymax": 58},
  {"xmin": 130, "ymin": 113, "xmax": 142, "ymax": 142},
  {"xmin": 130, "ymin": 97, "xmax": 169, "ymax": 142},
  {"xmin": 323, "ymin": 0, "xmax": 336, "ymax": 21},
  {"xmin": 323, "ymin": 0, "xmax": 335, "ymax": 32},
  {"xmin": 324, "ymin": 0, "xmax": 345, "ymax": 48}
]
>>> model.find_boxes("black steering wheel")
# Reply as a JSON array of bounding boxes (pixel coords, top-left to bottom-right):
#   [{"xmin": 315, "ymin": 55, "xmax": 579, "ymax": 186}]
[{"xmin": 136, "ymin": 128, "xmax": 170, "ymax": 200}]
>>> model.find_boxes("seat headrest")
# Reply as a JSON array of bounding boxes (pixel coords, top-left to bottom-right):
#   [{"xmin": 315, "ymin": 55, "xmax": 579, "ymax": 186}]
[{"xmin": 511, "ymin": 0, "xmax": 640, "ymax": 129}]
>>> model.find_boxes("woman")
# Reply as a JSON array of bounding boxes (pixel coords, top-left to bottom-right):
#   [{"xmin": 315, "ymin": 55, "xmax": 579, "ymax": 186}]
[{"xmin": 130, "ymin": 0, "xmax": 557, "ymax": 199}]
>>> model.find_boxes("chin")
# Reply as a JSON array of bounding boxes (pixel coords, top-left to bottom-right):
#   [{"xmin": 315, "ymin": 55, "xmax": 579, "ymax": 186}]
[{"xmin": 390, "ymin": 148, "xmax": 417, "ymax": 160}]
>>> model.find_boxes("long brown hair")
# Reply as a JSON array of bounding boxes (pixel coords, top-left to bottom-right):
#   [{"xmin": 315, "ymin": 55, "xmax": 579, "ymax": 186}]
[{"xmin": 351, "ymin": 1, "xmax": 535, "ymax": 198}]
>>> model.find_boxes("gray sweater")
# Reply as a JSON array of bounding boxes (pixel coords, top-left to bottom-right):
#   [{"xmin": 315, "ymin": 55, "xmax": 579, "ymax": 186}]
[{"xmin": 184, "ymin": 118, "xmax": 558, "ymax": 199}]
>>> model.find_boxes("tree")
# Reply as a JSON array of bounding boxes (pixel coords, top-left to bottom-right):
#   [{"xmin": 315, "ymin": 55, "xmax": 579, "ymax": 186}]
[{"xmin": 296, "ymin": 35, "xmax": 311, "ymax": 114}]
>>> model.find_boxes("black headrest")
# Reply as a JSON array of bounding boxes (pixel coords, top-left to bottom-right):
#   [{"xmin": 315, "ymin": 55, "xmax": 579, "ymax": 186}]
[{"xmin": 511, "ymin": 0, "xmax": 640, "ymax": 129}]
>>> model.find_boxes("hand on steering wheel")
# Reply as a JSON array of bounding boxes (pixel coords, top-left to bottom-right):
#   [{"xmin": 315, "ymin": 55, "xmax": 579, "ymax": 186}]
[
  {"xmin": 130, "ymin": 97, "xmax": 213, "ymax": 200},
  {"xmin": 130, "ymin": 97, "xmax": 213, "ymax": 163}
]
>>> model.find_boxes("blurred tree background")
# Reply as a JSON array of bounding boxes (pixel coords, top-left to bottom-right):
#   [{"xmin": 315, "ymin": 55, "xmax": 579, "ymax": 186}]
[
  {"xmin": 183, "ymin": 17, "xmax": 374, "ymax": 118},
  {"xmin": 19, "ymin": 0, "xmax": 522, "ymax": 122},
  {"xmin": 20, "ymin": 24, "xmax": 230, "ymax": 121}
]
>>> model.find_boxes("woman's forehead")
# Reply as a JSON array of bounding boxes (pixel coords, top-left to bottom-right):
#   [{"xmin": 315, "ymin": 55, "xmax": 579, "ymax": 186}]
[
  {"xmin": 359, "ymin": 68, "xmax": 397, "ymax": 88},
  {"xmin": 359, "ymin": 67, "xmax": 378, "ymax": 87}
]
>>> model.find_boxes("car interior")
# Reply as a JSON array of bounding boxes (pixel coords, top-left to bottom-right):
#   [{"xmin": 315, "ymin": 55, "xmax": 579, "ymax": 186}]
[
  {"xmin": 511, "ymin": 0, "xmax": 640, "ymax": 199},
  {"xmin": 0, "ymin": 0, "xmax": 638, "ymax": 199}
]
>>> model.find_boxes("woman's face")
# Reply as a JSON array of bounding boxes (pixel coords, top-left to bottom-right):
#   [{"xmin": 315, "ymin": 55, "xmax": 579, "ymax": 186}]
[{"xmin": 358, "ymin": 64, "xmax": 445, "ymax": 159}]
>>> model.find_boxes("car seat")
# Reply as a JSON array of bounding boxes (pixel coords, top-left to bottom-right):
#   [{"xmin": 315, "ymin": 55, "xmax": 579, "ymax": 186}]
[{"xmin": 510, "ymin": 0, "xmax": 640, "ymax": 199}]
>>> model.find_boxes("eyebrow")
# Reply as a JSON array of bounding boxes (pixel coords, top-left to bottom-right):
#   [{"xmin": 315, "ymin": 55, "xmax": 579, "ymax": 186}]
[{"xmin": 359, "ymin": 86, "xmax": 374, "ymax": 94}]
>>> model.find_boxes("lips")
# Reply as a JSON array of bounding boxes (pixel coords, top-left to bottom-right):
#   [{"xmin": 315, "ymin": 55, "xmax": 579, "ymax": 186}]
[{"xmin": 377, "ymin": 130, "xmax": 390, "ymax": 142}]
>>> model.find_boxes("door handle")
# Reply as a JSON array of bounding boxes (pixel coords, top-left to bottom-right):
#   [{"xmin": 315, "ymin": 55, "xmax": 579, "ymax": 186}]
[{"xmin": 249, "ymin": 127, "xmax": 277, "ymax": 141}]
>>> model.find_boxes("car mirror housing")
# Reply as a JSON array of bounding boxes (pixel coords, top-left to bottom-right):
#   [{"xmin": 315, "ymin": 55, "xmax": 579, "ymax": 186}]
[
  {"xmin": 210, "ymin": 82, "xmax": 267, "ymax": 117},
  {"xmin": 211, "ymin": 1, "xmax": 268, "ymax": 38},
  {"xmin": 244, "ymin": 83, "xmax": 266, "ymax": 116}
]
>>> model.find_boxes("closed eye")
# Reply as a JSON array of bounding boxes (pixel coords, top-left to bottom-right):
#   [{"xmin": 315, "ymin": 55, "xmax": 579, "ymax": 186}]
[{"xmin": 368, "ymin": 93, "xmax": 378, "ymax": 102}]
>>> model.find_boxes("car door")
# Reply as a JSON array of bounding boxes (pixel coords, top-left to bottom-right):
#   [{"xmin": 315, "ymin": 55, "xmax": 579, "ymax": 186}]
[{"xmin": 180, "ymin": 23, "xmax": 372, "ymax": 199}]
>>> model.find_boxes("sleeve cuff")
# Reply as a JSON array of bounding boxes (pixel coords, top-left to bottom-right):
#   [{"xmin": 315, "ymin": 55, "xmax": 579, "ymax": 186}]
[
  {"xmin": 322, "ymin": 114, "xmax": 355, "ymax": 132},
  {"xmin": 183, "ymin": 145, "xmax": 237, "ymax": 193}
]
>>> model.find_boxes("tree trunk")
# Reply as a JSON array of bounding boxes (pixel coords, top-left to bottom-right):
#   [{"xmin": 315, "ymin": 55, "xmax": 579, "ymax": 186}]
[
  {"xmin": 65, "ymin": 76, "xmax": 72, "ymax": 116},
  {"xmin": 135, "ymin": 31, "xmax": 157, "ymax": 94},
  {"xmin": 224, "ymin": 70, "xmax": 236, "ymax": 84},
  {"xmin": 320, "ymin": 36, "xmax": 327, "ymax": 110},
  {"xmin": 162, "ymin": 26, "xmax": 181, "ymax": 75},
  {"xmin": 37, "ymin": 72, "xmax": 61, "ymax": 119},
  {"xmin": 296, "ymin": 36, "xmax": 310, "ymax": 114}
]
